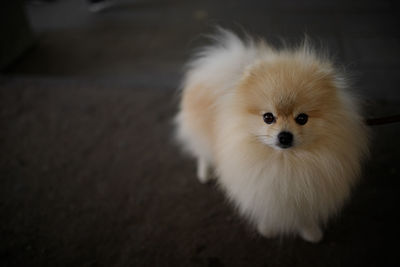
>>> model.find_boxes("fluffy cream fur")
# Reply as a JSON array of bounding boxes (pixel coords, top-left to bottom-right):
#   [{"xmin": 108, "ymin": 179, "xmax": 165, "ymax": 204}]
[{"xmin": 175, "ymin": 29, "xmax": 369, "ymax": 243}]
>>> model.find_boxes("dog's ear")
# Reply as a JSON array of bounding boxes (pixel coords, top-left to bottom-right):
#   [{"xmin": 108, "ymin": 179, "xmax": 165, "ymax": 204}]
[{"xmin": 239, "ymin": 61, "xmax": 270, "ymax": 89}]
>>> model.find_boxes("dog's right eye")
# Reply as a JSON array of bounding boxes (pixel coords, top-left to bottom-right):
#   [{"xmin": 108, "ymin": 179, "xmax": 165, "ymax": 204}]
[{"xmin": 263, "ymin": 112, "xmax": 275, "ymax": 124}]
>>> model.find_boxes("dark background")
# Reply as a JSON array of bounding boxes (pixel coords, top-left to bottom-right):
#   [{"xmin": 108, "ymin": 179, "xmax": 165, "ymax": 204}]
[{"xmin": 1, "ymin": 0, "xmax": 400, "ymax": 266}]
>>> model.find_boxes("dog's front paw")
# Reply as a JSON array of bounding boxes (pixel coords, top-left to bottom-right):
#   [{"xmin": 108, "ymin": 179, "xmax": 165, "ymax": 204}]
[
  {"xmin": 299, "ymin": 225, "xmax": 323, "ymax": 243},
  {"xmin": 257, "ymin": 224, "xmax": 278, "ymax": 239},
  {"xmin": 197, "ymin": 158, "xmax": 213, "ymax": 184}
]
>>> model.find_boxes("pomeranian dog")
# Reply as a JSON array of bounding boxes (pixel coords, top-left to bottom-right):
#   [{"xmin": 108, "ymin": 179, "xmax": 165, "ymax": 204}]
[{"xmin": 175, "ymin": 29, "xmax": 369, "ymax": 243}]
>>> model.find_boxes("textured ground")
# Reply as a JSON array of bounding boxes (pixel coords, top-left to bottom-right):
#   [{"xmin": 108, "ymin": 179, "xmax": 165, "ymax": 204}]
[{"xmin": 1, "ymin": 0, "xmax": 400, "ymax": 266}]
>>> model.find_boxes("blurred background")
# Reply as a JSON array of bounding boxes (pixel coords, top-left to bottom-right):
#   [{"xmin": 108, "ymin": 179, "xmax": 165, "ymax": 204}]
[{"xmin": 1, "ymin": 0, "xmax": 399, "ymax": 266}]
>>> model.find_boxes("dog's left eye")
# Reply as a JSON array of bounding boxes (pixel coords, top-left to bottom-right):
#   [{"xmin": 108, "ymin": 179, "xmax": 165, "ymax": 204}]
[{"xmin": 295, "ymin": 113, "xmax": 308, "ymax": 125}]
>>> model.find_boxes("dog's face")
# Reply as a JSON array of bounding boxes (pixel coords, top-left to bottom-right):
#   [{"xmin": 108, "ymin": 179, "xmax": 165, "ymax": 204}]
[{"xmin": 235, "ymin": 58, "xmax": 340, "ymax": 151}]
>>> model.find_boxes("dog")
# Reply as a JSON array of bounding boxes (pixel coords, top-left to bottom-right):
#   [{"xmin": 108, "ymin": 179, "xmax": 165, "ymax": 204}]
[{"xmin": 175, "ymin": 29, "xmax": 369, "ymax": 242}]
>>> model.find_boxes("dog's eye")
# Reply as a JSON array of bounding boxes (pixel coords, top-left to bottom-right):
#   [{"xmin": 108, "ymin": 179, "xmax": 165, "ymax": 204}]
[
  {"xmin": 263, "ymin": 112, "xmax": 275, "ymax": 124},
  {"xmin": 295, "ymin": 113, "xmax": 308, "ymax": 125}
]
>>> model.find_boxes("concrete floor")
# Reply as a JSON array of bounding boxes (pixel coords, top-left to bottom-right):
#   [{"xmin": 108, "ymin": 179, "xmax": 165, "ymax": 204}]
[{"xmin": 1, "ymin": 0, "xmax": 400, "ymax": 266}]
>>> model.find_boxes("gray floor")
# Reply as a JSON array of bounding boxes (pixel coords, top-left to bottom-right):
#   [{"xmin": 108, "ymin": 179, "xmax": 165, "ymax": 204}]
[{"xmin": 1, "ymin": 0, "xmax": 400, "ymax": 266}]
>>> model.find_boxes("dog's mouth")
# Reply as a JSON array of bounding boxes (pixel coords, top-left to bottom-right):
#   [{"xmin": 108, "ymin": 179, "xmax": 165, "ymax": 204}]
[{"xmin": 276, "ymin": 143, "xmax": 293, "ymax": 149}]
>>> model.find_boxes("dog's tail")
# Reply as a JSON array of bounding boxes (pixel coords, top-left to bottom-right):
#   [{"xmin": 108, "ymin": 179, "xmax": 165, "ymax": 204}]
[{"xmin": 182, "ymin": 28, "xmax": 265, "ymax": 92}]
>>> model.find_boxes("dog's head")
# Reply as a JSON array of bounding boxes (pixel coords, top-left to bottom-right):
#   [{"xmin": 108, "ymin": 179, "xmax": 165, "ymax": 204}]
[{"xmin": 234, "ymin": 55, "xmax": 342, "ymax": 151}]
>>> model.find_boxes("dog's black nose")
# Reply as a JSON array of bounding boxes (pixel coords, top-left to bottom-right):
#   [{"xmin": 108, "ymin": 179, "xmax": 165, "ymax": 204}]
[{"xmin": 278, "ymin": 131, "xmax": 293, "ymax": 148}]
